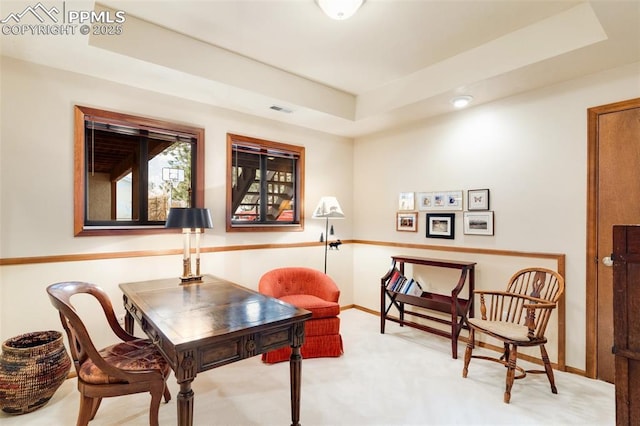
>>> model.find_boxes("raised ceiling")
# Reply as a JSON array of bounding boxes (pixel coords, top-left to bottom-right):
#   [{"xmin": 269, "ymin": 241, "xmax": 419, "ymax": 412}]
[{"xmin": 1, "ymin": 0, "xmax": 639, "ymax": 137}]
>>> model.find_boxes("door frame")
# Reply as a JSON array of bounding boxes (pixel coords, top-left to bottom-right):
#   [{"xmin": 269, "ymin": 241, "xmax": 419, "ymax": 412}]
[{"xmin": 586, "ymin": 97, "xmax": 640, "ymax": 379}]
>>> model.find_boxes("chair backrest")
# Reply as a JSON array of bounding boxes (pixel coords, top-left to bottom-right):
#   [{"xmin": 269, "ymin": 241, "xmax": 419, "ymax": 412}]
[
  {"xmin": 46, "ymin": 282, "xmax": 132, "ymax": 377},
  {"xmin": 503, "ymin": 268, "xmax": 565, "ymax": 338},
  {"xmin": 506, "ymin": 267, "xmax": 564, "ymax": 303},
  {"xmin": 258, "ymin": 267, "xmax": 340, "ymax": 302}
]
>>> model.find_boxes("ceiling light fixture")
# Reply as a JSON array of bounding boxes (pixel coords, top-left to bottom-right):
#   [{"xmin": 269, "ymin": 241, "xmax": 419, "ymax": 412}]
[
  {"xmin": 316, "ymin": 0, "xmax": 365, "ymax": 20},
  {"xmin": 451, "ymin": 95, "xmax": 474, "ymax": 109}
]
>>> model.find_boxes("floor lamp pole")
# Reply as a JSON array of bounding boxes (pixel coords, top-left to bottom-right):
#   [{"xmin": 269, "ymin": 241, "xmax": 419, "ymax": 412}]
[{"xmin": 324, "ymin": 217, "xmax": 329, "ymax": 273}]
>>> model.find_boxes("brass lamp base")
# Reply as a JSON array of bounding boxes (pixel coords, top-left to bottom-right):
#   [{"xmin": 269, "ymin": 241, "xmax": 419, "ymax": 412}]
[
  {"xmin": 180, "ymin": 275, "xmax": 203, "ymax": 284},
  {"xmin": 179, "ymin": 244, "xmax": 204, "ymax": 284}
]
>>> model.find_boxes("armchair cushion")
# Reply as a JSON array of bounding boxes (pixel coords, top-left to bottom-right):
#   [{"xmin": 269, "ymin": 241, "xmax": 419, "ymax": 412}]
[{"xmin": 279, "ymin": 294, "xmax": 340, "ymax": 318}]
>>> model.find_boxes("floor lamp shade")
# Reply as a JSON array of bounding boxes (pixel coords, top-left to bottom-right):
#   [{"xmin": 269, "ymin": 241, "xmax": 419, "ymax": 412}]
[
  {"xmin": 166, "ymin": 208, "xmax": 213, "ymax": 283},
  {"xmin": 312, "ymin": 196, "xmax": 344, "ymax": 219}
]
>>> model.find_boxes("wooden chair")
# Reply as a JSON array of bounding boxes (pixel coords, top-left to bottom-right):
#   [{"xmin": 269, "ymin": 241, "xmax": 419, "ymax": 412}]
[
  {"xmin": 46, "ymin": 282, "xmax": 171, "ymax": 426},
  {"xmin": 461, "ymin": 267, "xmax": 565, "ymax": 403}
]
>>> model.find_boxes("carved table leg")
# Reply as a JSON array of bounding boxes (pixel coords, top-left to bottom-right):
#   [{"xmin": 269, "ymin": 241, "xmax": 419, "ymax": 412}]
[
  {"xmin": 177, "ymin": 380, "xmax": 194, "ymax": 426},
  {"xmin": 124, "ymin": 311, "xmax": 134, "ymax": 334},
  {"xmin": 289, "ymin": 345, "xmax": 302, "ymax": 426}
]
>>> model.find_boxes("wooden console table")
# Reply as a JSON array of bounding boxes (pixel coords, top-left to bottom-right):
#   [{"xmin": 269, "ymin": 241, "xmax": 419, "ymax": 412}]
[{"xmin": 380, "ymin": 255, "xmax": 476, "ymax": 359}]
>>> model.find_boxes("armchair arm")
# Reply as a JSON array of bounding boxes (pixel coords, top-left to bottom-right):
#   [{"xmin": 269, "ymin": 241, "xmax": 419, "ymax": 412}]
[
  {"xmin": 311, "ymin": 275, "xmax": 340, "ymax": 302},
  {"xmin": 523, "ymin": 301, "xmax": 557, "ymax": 339},
  {"xmin": 475, "ymin": 290, "xmax": 558, "ymax": 339}
]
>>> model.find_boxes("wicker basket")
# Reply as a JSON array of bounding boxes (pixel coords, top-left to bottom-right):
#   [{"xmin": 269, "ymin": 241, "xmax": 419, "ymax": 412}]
[{"xmin": 0, "ymin": 330, "xmax": 71, "ymax": 414}]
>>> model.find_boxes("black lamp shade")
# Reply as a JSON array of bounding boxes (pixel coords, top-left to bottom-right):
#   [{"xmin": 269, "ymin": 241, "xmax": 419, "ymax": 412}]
[{"xmin": 165, "ymin": 208, "xmax": 213, "ymax": 229}]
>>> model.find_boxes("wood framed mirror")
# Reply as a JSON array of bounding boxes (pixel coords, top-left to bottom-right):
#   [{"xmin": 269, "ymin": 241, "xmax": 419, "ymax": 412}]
[{"xmin": 74, "ymin": 106, "xmax": 205, "ymax": 236}]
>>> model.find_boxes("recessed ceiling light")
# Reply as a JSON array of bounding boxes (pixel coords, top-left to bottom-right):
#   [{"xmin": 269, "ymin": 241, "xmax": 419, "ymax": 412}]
[{"xmin": 451, "ymin": 95, "xmax": 473, "ymax": 109}]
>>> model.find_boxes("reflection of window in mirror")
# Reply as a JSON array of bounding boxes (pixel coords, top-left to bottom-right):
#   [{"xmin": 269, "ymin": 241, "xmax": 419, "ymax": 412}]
[
  {"xmin": 74, "ymin": 106, "xmax": 204, "ymax": 236},
  {"xmin": 226, "ymin": 133, "xmax": 304, "ymax": 232}
]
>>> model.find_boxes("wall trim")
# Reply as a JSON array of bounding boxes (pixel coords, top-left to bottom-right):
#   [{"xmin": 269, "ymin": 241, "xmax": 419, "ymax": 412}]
[
  {"xmin": 1, "ymin": 239, "xmax": 566, "ymax": 370},
  {"xmin": 352, "ymin": 239, "xmax": 565, "ymax": 261},
  {"xmin": 0, "ymin": 241, "xmax": 328, "ymax": 266},
  {"xmin": 0, "ymin": 239, "xmax": 564, "ymax": 266}
]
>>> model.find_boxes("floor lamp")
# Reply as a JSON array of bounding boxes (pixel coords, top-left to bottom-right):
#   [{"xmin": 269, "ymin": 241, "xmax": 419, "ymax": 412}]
[{"xmin": 312, "ymin": 196, "xmax": 344, "ymax": 273}]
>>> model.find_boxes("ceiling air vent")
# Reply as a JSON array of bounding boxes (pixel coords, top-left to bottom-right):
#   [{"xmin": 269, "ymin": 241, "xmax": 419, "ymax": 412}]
[{"xmin": 269, "ymin": 105, "xmax": 293, "ymax": 114}]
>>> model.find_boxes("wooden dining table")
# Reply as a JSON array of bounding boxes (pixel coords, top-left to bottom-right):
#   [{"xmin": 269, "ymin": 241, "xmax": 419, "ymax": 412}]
[{"xmin": 119, "ymin": 275, "xmax": 312, "ymax": 426}]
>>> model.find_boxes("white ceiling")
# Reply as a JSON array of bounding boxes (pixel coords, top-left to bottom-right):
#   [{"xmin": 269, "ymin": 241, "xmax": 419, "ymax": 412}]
[{"xmin": 1, "ymin": 0, "xmax": 639, "ymax": 137}]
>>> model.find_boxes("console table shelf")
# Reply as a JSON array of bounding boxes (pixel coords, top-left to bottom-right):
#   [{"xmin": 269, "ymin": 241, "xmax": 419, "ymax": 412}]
[{"xmin": 380, "ymin": 255, "xmax": 476, "ymax": 359}]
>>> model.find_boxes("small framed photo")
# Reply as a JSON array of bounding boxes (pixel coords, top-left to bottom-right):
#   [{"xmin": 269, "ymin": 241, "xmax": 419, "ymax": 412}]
[
  {"xmin": 417, "ymin": 192, "xmax": 433, "ymax": 211},
  {"xmin": 397, "ymin": 212, "xmax": 418, "ymax": 232},
  {"xmin": 398, "ymin": 192, "xmax": 415, "ymax": 211},
  {"xmin": 463, "ymin": 211, "xmax": 494, "ymax": 235},
  {"xmin": 445, "ymin": 190, "xmax": 463, "ymax": 210},
  {"xmin": 467, "ymin": 189, "xmax": 490, "ymax": 211},
  {"xmin": 426, "ymin": 213, "xmax": 455, "ymax": 239},
  {"xmin": 418, "ymin": 190, "xmax": 463, "ymax": 211}
]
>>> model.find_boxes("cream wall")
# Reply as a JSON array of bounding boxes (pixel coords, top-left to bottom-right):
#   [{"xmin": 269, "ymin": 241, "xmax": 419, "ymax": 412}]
[
  {"xmin": 352, "ymin": 62, "xmax": 640, "ymax": 370},
  {"xmin": 0, "ymin": 57, "xmax": 353, "ymax": 343},
  {"xmin": 2, "ymin": 55, "xmax": 639, "ymax": 373}
]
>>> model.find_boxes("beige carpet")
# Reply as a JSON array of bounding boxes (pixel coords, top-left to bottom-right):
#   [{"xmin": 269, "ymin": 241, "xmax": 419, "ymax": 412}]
[{"xmin": 0, "ymin": 309, "xmax": 614, "ymax": 425}]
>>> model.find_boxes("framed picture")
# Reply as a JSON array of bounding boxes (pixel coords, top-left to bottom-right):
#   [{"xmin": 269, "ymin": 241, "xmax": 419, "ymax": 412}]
[
  {"xmin": 463, "ymin": 211, "xmax": 494, "ymax": 235},
  {"xmin": 398, "ymin": 192, "xmax": 415, "ymax": 211},
  {"xmin": 397, "ymin": 212, "xmax": 418, "ymax": 232},
  {"xmin": 426, "ymin": 213, "xmax": 455, "ymax": 239},
  {"xmin": 417, "ymin": 192, "xmax": 433, "ymax": 210},
  {"xmin": 467, "ymin": 189, "xmax": 490, "ymax": 211},
  {"xmin": 418, "ymin": 190, "xmax": 463, "ymax": 211}
]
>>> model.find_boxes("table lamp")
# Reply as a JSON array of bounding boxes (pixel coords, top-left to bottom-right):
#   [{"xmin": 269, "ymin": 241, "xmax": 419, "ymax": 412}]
[
  {"xmin": 166, "ymin": 207, "xmax": 213, "ymax": 283},
  {"xmin": 312, "ymin": 196, "xmax": 344, "ymax": 273}
]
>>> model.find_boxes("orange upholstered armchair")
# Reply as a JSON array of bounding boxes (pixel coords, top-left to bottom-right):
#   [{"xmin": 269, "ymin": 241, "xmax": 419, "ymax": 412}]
[{"xmin": 258, "ymin": 267, "xmax": 344, "ymax": 363}]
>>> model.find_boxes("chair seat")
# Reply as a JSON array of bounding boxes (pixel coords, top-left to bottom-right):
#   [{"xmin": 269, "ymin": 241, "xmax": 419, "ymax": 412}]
[
  {"xmin": 468, "ymin": 318, "xmax": 531, "ymax": 341},
  {"xmin": 79, "ymin": 338, "xmax": 169, "ymax": 385},
  {"xmin": 279, "ymin": 294, "xmax": 340, "ymax": 318}
]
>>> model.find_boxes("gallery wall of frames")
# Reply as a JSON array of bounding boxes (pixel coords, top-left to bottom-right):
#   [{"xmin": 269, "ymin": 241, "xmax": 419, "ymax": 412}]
[{"xmin": 396, "ymin": 189, "xmax": 493, "ymax": 238}]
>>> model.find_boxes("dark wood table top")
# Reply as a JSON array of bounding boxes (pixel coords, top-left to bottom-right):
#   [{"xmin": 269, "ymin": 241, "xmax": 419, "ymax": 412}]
[{"xmin": 119, "ymin": 275, "xmax": 311, "ymax": 348}]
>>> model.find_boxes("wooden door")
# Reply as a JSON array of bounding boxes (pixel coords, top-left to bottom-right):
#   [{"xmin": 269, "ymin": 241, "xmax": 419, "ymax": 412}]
[
  {"xmin": 587, "ymin": 98, "xmax": 640, "ymax": 382},
  {"xmin": 612, "ymin": 225, "xmax": 640, "ymax": 425}
]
